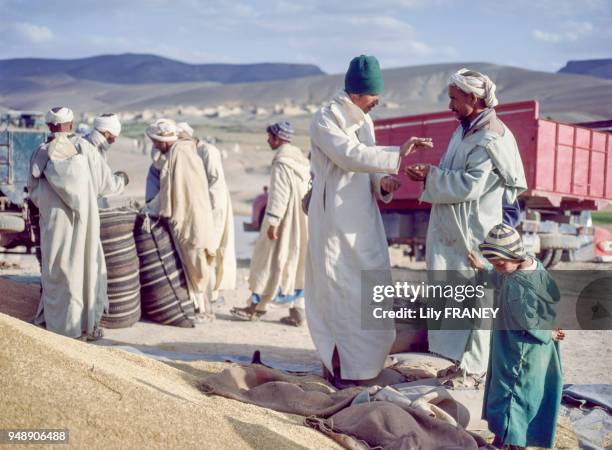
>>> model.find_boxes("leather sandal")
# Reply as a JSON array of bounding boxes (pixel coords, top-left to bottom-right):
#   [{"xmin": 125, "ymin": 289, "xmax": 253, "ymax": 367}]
[{"xmin": 230, "ymin": 304, "xmax": 267, "ymax": 321}]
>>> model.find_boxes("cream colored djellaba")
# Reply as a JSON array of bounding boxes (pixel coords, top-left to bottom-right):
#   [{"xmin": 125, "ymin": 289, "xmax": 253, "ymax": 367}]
[
  {"xmin": 197, "ymin": 142, "xmax": 236, "ymax": 295},
  {"xmin": 306, "ymin": 90, "xmax": 402, "ymax": 380},
  {"xmin": 28, "ymin": 133, "xmax": 111, "ymax": 338},
  {"xmin": 248, "ymin": 143, "xmax": 310, "ymax": 304},
  {"xmin": 159, "ymin": 138, "xmax": 217, "ymax": 295}
]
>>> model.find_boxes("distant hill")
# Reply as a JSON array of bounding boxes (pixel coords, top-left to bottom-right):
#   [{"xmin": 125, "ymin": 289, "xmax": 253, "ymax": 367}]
[
  {"xmin": 0, "ymin": 53, "xmax": 325, "ymax": 84},
  {"xmin": 1, "ymin": 61, "xmax": 611, "ymax": 123},
  {"xmin": 558, "ymin": 59, "xmax": 612, "ymax": 80}
]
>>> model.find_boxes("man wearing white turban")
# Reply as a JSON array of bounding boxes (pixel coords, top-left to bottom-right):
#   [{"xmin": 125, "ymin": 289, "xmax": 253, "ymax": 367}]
[
  {"xmin": 85, "ymin": 113, "xmax": 128, "ymax": 208},
  {"xmin": 28, "ymin": 106, "xmax": 118, "ymax": 340},
  {"xmin": 145, "ymin": 118, "xmax": 216, "ymax": 320},
  {"xmin": 405, "ymin": 69, "xmax": 527, "ymax": 377},
  {"xmin": 176, "ymin": 122, "xmax": 236, "ymax": 305}
]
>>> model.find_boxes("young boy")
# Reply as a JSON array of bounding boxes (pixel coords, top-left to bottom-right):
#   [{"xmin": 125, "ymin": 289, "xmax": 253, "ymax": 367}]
[{"xmin": 469, "ymin": 223, "xmax": 565, "ymax": 450}]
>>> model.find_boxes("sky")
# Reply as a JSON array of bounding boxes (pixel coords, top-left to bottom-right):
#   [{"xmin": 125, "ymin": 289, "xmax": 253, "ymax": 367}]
[{"xmin": 1, "ymin": 0, "xmax": 611, "ymax": 74}]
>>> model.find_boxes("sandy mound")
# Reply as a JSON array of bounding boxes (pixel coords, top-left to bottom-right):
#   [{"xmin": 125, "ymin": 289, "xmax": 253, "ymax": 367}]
[{"xmin": 0, "ymin": 313, "xmax": 339, "ymax": 449}]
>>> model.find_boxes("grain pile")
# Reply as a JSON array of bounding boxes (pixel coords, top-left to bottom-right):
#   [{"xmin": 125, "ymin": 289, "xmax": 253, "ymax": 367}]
[{"xmin": 0, "ymin": 313, "xmax": 340, "ymax": 449}]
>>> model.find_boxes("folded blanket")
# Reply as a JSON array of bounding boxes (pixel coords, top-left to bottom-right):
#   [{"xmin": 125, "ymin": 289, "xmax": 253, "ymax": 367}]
[
  {"xmin": 199, "ymin": 365, "xmax": 358, "ymax": 418},
  {"xmin": 200, "ymin": 364, "xmax": 485, "ymax": 450},
  {"xmin": 305, "ymin": 401, "xmax": 483, "ymax": 450}
]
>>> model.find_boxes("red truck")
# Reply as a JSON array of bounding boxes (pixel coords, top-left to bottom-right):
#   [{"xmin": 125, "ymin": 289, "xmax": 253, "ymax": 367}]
[
  {"xmin": 245, "ymin": 100, "xmax": 612, "ymax": 267},
  {"xmin": 376, "ymin": 100, "xmax": 612, "ymax": 266}
]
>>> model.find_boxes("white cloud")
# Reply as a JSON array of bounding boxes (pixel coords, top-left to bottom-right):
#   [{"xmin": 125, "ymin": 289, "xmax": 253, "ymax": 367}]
[
  {"xmin": 532, "ymin": 21, "xmax": 596, "ymax": 44},
  {"xmin": 495, "ymin": 0, "xmax": 607, "ymax": 17},
  {"xmin": 532, "ymin": 30, "xmax": 565, "ymax": 43},
  {"xmin": 11, "ymin": 22, "xmax": 54, "ymax": 43}
]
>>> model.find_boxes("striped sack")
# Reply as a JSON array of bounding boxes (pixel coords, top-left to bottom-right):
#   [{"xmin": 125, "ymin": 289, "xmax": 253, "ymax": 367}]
[
  {"xmin": 99, "ymin": 208, "xmax": 142, "ymax": 328},
  {"xmin": 134, "ymin": 215, "xmax": 195, "ymax": 327}
]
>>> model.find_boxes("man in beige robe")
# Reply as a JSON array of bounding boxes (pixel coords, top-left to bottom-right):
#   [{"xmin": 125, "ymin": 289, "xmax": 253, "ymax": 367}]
[
  {"xmin": 177, "ymin": 122, "xmax": 236, "ymax": 304},
  {"xmin": 146, "ymin": 119, "xmax": 216, "ymax": 320},
  {"xmin": 231, "ymin": 121, "xmax": 310, "ymax": 326}
]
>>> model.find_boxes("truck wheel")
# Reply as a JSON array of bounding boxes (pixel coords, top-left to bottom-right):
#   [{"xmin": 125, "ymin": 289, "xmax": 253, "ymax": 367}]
[
  {"xmin": 539, "ymin": 248, "xmax": 563, "ymax": 268},
  {"xmin": 0, "ymin": 214, "xmax": 26, "ymax": 233},
  {"xmin": 539, "ymin": 249, "xmax": 553, "ymax": 267},
  {"xmin": 539, "ymin": 234, "xmax": 580, "ymax": 250},
  {"xmin": 549, "ymin": 248, "xmax": 563, "ymax": 267}
]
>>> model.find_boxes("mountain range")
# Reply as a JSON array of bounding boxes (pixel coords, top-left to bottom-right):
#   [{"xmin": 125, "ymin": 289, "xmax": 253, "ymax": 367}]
[
  {"xmin": 558, "ymin": 58, "xmax": 612, "ymax": 80},
  {"xmin": 0, "ymin": 53, "xmax": 324, "ymax": 85},
  {"xmin": 1, "ymin": 55, "xmax": 611, "ymax": 123}
]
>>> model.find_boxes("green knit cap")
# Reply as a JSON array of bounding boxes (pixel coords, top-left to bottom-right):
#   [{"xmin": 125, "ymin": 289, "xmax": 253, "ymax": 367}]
[{"xmin": 344, "ymin": 55, "xmax": 384, "ymax": 95}]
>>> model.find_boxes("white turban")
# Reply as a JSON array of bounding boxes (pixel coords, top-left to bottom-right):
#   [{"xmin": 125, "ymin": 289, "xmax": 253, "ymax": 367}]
[
  {"xmin": 146, "ymin": 118, "xmax": 178, "ymax": 143},
  {"xmin": 448, "ymin": 68, "xmax": 498, "ymax": 108},
  {"xmin": 45, "ymin": 107, "xmax": 74, "ymax": 125},
  {"xmin": 176, "ymin": 122, "xmax": 194, "ymax": 137},
  {"xmin": 94, "ymin": 114, "xmax": 122, "ymax": 137}
]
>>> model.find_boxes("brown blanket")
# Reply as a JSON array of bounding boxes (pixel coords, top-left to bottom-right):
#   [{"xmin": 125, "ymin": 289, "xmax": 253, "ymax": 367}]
[
  {"xmin": 305, "ymin": 402, "xmax": 482, "ymax": 450},
  {"xmin": 199, "ymin": 365, "xmax": 484, "ymax": 450},
  {"xmin": 199, "ymin": 365, "xmax": 359, "ymax": 417}
]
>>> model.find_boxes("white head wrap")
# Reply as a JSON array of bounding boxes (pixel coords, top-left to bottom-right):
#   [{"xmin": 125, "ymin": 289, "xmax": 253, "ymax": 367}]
[
  {"xmin": 448, "ymin": 68, "xmax": 498, "ymax": 108},
  {"xmin": 146, "ymin": 118, "xmax": 178, "ymax": 143},
  {"xmin": 94, "ymin": 113, "xmax": 122, "ymax": 137},
  {"xmin": 176, "ymin": 122, "xmax": 194, "ymax": 137},
  {"xmin": 45, "ymin": 107, "xmax": 74, "ymax": 125}
]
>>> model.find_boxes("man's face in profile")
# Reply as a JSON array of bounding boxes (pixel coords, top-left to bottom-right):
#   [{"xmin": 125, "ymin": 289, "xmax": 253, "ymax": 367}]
[
  {"xmin": 448, "ymin": 85, "xmax": 476, "ymax": 121},
  {"xmin": 351, "ymin": 93, "xmax": 380, "ymax": 113}
]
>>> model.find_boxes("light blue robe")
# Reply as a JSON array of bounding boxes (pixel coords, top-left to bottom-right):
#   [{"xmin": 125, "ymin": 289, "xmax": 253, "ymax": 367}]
[{"xmin": 420, "ymin": 110, "xmax": 527, "ymax": 374}]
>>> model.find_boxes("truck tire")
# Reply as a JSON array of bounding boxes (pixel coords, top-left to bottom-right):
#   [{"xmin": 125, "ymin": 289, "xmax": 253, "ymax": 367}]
[
  {"xmin": 0, "ymin": 214, "xmax": 26, "ymax": 233},
  {"xmin": 539, "ymin": 233, "xmax": 580, "ymax": 250},
  {"xmin": 549, "ymin": 248, "xmax": 563, "ymax": 267},
  {"xmin": 539, "ymin": 248, "xmax": 563, "ymax": 268}
]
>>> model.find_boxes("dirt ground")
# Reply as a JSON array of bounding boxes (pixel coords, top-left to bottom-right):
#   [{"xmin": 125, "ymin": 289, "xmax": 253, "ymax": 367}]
[
  {"xmin": 1, "ymin": 125, "xmax": 610, "ymax": 449},
  {"xmin": 2, "ymin": 125, "xmax": 612, "ymax": 382},
  {"xmin": 2, "ymin": 247, "xmax": 611, "ymax": 385}
]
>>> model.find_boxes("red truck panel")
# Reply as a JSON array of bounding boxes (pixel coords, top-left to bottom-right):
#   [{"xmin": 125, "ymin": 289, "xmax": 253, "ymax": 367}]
[
  {"xmin": 607, "ymin": 135, "xmax": 612, "ymax": 197},
  {"xmin": 374, "ymin": 100, "xmax": 612, "ymax": 211}
]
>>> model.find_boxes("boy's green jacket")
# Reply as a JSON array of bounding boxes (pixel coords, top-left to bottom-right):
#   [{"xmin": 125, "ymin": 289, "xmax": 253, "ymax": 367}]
[{"xmin": 482, "ymin": 260, "xmax": 563, "ymax": 448}]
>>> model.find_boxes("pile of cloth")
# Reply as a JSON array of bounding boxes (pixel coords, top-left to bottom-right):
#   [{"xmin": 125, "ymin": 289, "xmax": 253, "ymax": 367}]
[
  {"xmin": 199, "ymin": 354, "xmax": 490, "ymax": 449},
  {"xmin": 561, "ymin": 384, "xmax": 612, "ymax": 449}
]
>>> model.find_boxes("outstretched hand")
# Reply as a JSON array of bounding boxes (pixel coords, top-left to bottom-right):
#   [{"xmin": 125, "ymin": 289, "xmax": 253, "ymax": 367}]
[
  {"xmin": 380, "ymin": 175, "xmax": 402, "ymax": 194},
  {"xmin": 404, "ymin": 163, "xmax": 429, "ymax": 181},
  {"xmin": 400, "ymin": 137, "xmax": 433, "ymax": 157}
]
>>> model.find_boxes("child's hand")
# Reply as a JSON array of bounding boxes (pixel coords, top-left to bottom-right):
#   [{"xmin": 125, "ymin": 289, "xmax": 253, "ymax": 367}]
[
  {"xmin": 552, "ymin": 328, "xmax": 566, "ymax": 342},
  {"xmin": 468, "ymin": 251, "xmax": 484, "ymax": 271}
]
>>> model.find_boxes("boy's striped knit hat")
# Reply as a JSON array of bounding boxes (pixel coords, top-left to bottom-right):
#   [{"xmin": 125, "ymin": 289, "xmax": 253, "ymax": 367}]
[{"xmin": 479, "ymin": 223, "xmax": 526, "ymax": 261}]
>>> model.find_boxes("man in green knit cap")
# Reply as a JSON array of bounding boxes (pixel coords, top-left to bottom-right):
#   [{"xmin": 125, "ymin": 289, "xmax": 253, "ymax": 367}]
[{"xmin": 305, "ymin": 55, "xmax": 433, "ymax": 386}]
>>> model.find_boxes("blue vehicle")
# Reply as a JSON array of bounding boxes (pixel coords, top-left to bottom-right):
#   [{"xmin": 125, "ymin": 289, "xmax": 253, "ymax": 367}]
[{"xmin": 0, "ymin": 129, "xmax": 47, "ymax": 250}]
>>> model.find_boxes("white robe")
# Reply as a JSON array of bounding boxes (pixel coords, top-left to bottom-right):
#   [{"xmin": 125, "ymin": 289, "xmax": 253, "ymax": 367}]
[
  {"xmin": 84, "ymin": 130, "xmax": 125, "ymax": 208},
  {"xmin": 420, "ymin": 110, "xmax": 527, "ymax": 374},
  {"xmin": 197, "ymin": 142, "xmax": 236, "ymax": 295},
  {"xmin": 306, "ymin": 90, "xmax": 401, "ymax": 380},
  {"xmin": 28, "ymin": 135, "xmax": 108, "ymax": 338},
  {"xmin": 248, "ymin": 144, "xmax": 310, "ymax": 308}
]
